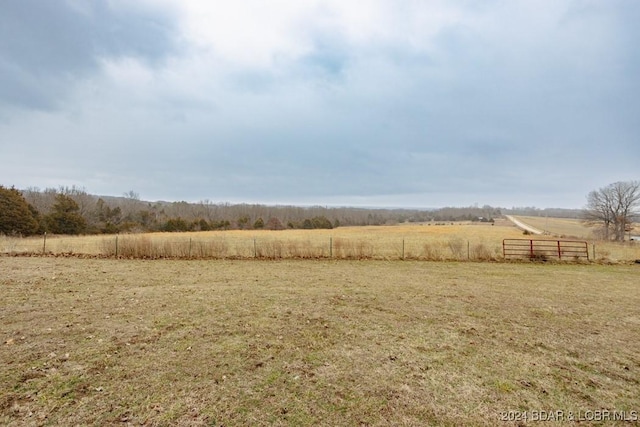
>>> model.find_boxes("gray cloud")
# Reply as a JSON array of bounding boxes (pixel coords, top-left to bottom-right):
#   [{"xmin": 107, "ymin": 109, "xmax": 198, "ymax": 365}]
[
  {"xmin": 0, "ymin": 0, "xmax": 177, "ymax": 112},
  {"xmin": 0, "ymin": 1, "xmax": 638, "ymax": 208}
]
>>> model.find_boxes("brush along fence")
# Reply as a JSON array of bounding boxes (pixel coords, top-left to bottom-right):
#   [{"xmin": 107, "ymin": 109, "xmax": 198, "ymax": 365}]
[
  {"xmin": 503, "ymin": 239, "xmax": 589, "ymax": 261},
  {"xmin": 2, "ymin": 234, "xmax": 502, "ymax": 261},
  {"xmin": 1, "ymin": 234, "xmax": 598, "ymax": 261}
]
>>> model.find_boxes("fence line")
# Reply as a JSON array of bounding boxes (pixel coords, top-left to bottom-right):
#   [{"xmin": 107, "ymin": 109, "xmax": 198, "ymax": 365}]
[{"xmin": 0, "ymin": 233, "xmax": 608, "ymax": 262}]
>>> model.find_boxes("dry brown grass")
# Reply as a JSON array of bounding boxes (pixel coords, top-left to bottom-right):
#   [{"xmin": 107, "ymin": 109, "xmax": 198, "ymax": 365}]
[
  {"xmin": 1, "ymin": 257, "xmax": 639, "ymax": 426},
  {"xmin": 0, "ymin": 222, "xmax": 533, "ymax": 261},
  {"xmin": 2, "ymin": 219, "xmax": 640, "ymax": 262}
]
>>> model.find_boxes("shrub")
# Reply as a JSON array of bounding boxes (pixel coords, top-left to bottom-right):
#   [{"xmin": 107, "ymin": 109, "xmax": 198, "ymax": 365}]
[
  {"xmin": 237, "ymin": 216, "xmax": 250, "ymax": 230},
  {"xmin": 311, "ymin": 216, "xmax": 333, "ymax": 229},
  {"xmin": 163, "ymin": 218, "xmax": 191, "ymax": 232},
  {"xmin": 266, "ymin": 217, "xmax": 285, "ymax": 230},
  {"xmin": 194, "ymin": 218, "xmax": 211, "ymax": 231}
]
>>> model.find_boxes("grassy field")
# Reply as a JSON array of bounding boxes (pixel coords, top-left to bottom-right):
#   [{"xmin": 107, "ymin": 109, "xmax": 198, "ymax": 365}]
[
  {"xmin": 0, "ymin": 222, "xmax": 524, "ymax": 261},
  {"xmin": 2, "ymin": 257, "xmax": 639, "ymax": 426},
  {"xmin": 2, "ymin": 219, "xmax": 640, "ymax": 262}
]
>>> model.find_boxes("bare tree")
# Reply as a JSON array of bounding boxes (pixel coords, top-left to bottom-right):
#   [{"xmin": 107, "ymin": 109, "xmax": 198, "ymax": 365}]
[
  {"xmin": 22, "ymin": 187, "xmax": 58, "ymax": 214},
  {"xmin": 585, "ymin": 181, "xmax": 640, "ymax": 241},
  {"xmin": 64, "ymin": 186, "xmax": 96, "ymax": 219},
  {"xmin": 120, "ymin": 190, "xmax": 142, "ymax": 221}
]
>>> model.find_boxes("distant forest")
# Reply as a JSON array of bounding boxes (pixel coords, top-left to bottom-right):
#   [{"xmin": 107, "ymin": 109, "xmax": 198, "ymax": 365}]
[{"xmin": 4, "ymin": 185, "xmax": 583, "ymax": 236}]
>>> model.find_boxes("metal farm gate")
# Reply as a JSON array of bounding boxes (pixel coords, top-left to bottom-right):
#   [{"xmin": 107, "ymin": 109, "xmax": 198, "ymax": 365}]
[{"xmin": 503, "ymin": 239, "xmax": 589, "ymax": 261}]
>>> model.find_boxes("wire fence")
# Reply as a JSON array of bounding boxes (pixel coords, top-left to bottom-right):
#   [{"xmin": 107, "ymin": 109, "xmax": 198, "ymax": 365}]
[
  {"xmin": 2, "ymin": 233, "xmax": 638, "ymax": 261},
  {"xmin": 0, "ymin": 233, "xmax": 502, "ymax": 261}
]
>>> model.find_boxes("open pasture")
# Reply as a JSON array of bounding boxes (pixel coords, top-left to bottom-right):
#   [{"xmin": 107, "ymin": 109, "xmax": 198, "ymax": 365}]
[
  {"xmin": 1, "ymin": 222, "xmax": 523, "ymax": 261},
  {"xmin": 2, "ymin": 219, "xmax": 640, "ymax": 261},
  {"xmin": 1, "ymin": 257, "xmax": 639, "ymax": 426}
]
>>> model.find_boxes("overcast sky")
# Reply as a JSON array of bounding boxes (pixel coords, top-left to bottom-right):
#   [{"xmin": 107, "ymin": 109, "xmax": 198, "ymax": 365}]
[{"xmin": 1, "ymin": 1, "xmax": 638, "ymax": 209}]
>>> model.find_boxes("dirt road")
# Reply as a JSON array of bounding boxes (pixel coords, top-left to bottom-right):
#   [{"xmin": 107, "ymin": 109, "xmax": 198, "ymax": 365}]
[{"xmin": 505, "ymin": 215, "xmax": 544, "ymax": 235}]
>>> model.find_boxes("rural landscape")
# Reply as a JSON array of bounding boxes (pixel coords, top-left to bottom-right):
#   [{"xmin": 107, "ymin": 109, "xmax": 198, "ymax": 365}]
[
  {"xmin": 1, "ymin": 183, "xmax": 640, "ymax": 425},
  {"xmin": 3, "ymin": 1, "xmax": 640, "ymax": 425}
]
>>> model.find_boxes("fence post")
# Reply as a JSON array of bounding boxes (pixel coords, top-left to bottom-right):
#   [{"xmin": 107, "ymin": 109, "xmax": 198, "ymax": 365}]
[
  {"xmin": 189, "ymin": 238, "xmax": 192, "ymax": 259},
  {"xmin": 467, "ymin": 240, "xmax": 470, "ymax": 260},
  {"xmin": 115, "ymin": 235, "xmax": 118, "ymax": 258},
  {"xmin": 529, "ymin": 239, "xmax": 534, "ymax": 259},
  {"xmin": 42, "ymin": 232, "xmax": 47, "ymax": 254},
  {"xmin": 557, "ymin": 240, "xmax": 562, "ymax": 260},
  {"xmin": 402, "ymin": 239, "xmax": 405, "ymax": 260},
  {"xmin": 586, "ymin": 242, "xmax": 590, "ymax": 261},
  {"xmin": 592, "ymin": 243, "xmax": 596, "ymax": 260},
  {"xmin": 330, "ymin": 237, "xmax": 333, "ymax": 258},
  {"xmin": 254, "ymin": 238, "xmax": 257, "ymax": 258}
]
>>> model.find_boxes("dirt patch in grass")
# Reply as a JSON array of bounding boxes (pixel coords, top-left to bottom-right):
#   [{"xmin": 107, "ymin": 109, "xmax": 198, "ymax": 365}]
[{"xmin": 1, "ymin": 258, "xmax": 639, "ymax": 426}]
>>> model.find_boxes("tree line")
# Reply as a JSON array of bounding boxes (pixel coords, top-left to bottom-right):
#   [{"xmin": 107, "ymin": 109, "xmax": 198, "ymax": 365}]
[
  {"xmin": 0, "ymin": 186, "xmax": 342, "ymax": 235},
  {"xmin": 3, "ymin": 183, "xmax": 637, "ymax": 238},
  {"xmin": 0, "ymin": 185, "xmax": 510, "ymax": 236}
]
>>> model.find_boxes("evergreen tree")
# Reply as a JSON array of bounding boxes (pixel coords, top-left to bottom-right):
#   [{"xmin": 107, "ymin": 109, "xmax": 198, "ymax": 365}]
[
  {"xmin": 0, "ymin": 186, "xmax": 39, "ymax": 236},
  {"xmin": 46, "ymin": 194, "xmax": 87, "ymax": 235},
  {"xmin": 311, "ymin": 216, "xmax": 333, "ymax": 229},
  {"xmin": 237, "ymin": 215, "xmax": 250, "ymax": 229}
]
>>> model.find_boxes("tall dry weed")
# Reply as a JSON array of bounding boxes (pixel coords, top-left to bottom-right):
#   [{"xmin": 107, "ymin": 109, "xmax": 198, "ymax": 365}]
[
  {"xmin": 192, "ymin": 239, "xmax": 228, "ymax": 258},
  {"xmin": 256, "ymin": 240, "xmax": 284, "ymax": 259},
  {"xmin": 117, "ymin": 235, "xmax": 155, "ymax": 258},
  {"xmin": 332, "ymin": 238, "xmax": 373, "ymax": 259},
  {"xmin": 448, "ymin": 237, "xmax": 465, "ymax": 259},
  {"xmin": 0, "ymin": 236, "xmax": 19, "ymax": 254},
  {"xmin": 422, "ymin": 242, "xmax": 444, "ymax": 261},
  {"xmin": 470, "ymin": 241, "xmax": 494, "ymax": 261}
]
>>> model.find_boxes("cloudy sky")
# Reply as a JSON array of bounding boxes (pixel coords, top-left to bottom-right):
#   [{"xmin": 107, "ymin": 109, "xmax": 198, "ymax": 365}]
[{"xmin": 1, "ymin": 0, "xmax": 638, "ymax": 208}]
